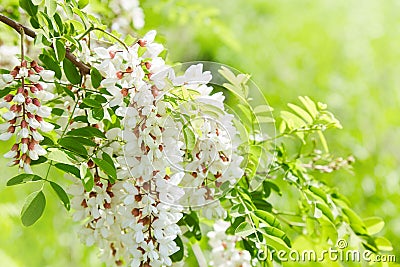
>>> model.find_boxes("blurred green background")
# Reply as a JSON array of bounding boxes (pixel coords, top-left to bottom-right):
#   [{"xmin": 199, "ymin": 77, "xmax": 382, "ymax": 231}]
[{"xmin": 0, "ymin": 0, "xmax": 399, "ymax": 266}]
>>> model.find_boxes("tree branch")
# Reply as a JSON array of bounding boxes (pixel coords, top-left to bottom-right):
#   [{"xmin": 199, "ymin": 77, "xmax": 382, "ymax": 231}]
[{"xmin": 0, "ymin": 13, "xmax": 91, "ymax": 75}]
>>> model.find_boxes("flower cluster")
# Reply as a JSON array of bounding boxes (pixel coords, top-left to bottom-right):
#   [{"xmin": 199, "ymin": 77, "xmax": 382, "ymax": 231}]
[
  {"xmin": 68, "ymin": 30, "xmax": 246, "ymax": 266},
  {"xmin": 207, "ymin": 220, "xmax": 252, "ymax": 267},
  {"xmin": 69, "ymin": 178, "xmax": 183, "ymax": 267},
  {"xmin": 0, "ymin": 60, "xmax": 54, "ymax": 173},
  {"xmin": 109, "ymin": 0, "xmax": 145, "ymax": 31}
]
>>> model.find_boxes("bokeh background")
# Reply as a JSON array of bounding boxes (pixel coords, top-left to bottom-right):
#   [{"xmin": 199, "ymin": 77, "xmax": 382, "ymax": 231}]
[{"xmin": 0, "ymin": 0, "xmax": 399, "ymax": 266}]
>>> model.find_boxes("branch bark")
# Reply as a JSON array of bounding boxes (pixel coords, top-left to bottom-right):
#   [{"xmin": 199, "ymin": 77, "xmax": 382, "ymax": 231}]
[{"xmin": 0, "ymin": 13, "xmax": 91, "ymax": 75}]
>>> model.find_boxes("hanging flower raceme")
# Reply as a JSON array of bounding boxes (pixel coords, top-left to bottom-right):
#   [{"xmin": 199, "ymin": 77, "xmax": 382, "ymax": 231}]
[
  {"xmin": 0, "ymin": 60, "xmax": 55, "ymax": 173},
  {"xmin": 67, "ymin": 30, "xmax": 247, "ymax": 266}
]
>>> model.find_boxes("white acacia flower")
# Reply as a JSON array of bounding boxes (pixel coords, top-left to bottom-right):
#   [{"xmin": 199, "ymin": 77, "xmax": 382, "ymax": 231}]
[
  {"xmin": 18, "ymin": 67, "xmax": 29, "ymax": 77},
  {"xmin": 31, "ymin": 130, "xmax": 44, "ymax": 141},
  {"xmin": 2, "ymin": 111, "xmax": 16, "ymax": 121},
  {"xmin": 2, "ymin": 74, "xmax": 13, "ymax": 83},
  {"xmin": 39, "ymin": 120, "xmax": 54, "ymax": 132},
  {"xmin": 173, "ymin": 64, "xmax": 212, "ymax": 87},
  {"xmin": 13, "ymin": 93, "xmax": 25, "ymax": 103},
  {"xmin": 0, "ymin": 132, "xmax": 13, "ymax": 141},
  {"xmin": 4, "ymin": 149, "xmax": 17, "ymax": 158},
  {"xmin": 39, "ymin": 70, "xmax": 55, "ymax": 81},
  {"xmin": 36, "ymin": 106, "xmax": 52, "ymax": 117}
]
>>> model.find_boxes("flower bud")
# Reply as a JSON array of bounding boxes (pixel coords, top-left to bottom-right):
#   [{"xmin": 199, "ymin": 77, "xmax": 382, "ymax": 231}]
[
  {"xmin": 145, "ymin": 62, "xmax": 151, "ymax": 70},
  {"xmin": 121, "ymin": 88, "xmax": 129, "ymax": 97},
  {"xmin": 7, "ymin": 125, "xmax": 15, "ymax": 133},
  {"xmin": 32, "ymin": 98, "xmax": 41, "ymax": 107},
  {"xmin": 109, "ymin": 51, "xmax": 116, "ymax": 59},
  {"xmin": 4, "ymin": 94, "xmax": 14, "ymax": 102},
  {"xmin": 131, "ymin": 208, "xmax": 140, "ymax": 217},
  {"xmin": 30, "ymin": 86, "xmax": 38, "ymax": 93},
  {"xmin": 30, "ymin": 60, "xmax": 38, "ymax": 68},
  {"xmin": 11, "ymin": 144, "xmax": 19, "ymax": 151},
  {"xmin": 138, "ymin": 39, "xmax": 147, "ymax": 47},
  {"xmin": 116, "ymin": 71, "xmax": 124, "ymax": 79},
  {"xmin": 35, "ymin": 83, "xmax": 43, "ymax": 91}
]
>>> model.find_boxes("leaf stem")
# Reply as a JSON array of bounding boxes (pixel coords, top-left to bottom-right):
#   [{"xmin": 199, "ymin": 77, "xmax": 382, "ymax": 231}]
[{"xmin": 94, "ymin": 27, "xmax": 129, "ymax": 50}]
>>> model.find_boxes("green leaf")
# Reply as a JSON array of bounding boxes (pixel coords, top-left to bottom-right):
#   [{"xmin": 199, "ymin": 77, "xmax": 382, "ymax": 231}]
[
  {"xmin": 261, "ymin": 226, "xmax": 291, "ymax": 246},
  {"xmin": 30, "ymin": 156, "xmax": 48, "ymax": 166},
  {"xmin": 308, "ymin": 186, "xmax": 328, "ymax": 203},
  {"xmin": 30, "ymin": 16, "xmax": 40, "ymax": 29},
  {"xmin": 39, "ymin": 53, "xmax": 62, "ymax": 79},
  {"xmin": 47, "ymin": 148, "xmax": 73, "ymax": 164},
  {"xmin": 288, "ymin": 103, "xmax": 313, "ymax": 124},
  {"xmin": 280, "ymin": 111, "xmax": 306, "ymax": 130},
  {"xmin": 170, "ymin": 236, "xmax": 184, "ymax": 262},
  {"xmin": 253, "ymin": 104, "xmax": 273, "ymax": 114},
  {"xmin": 51, "ymin": 107, "xmax": 65, "ymax": 116},
  {"xmin": 254, "ymin": 210, "xmax": 282, "ymax": 229},
  {"xmin": 235, "ymin": 221, "xmax": 255, "ymax": 238},
  {"xmin": 59, "ymin": 137, "xmax": 88, "ymax": 156},
  {"xmin": 230, "ymin": 204, "xmax": 247, "ymax": 217},
  {"xmin": 316, "ymin": 202, "xmax": 335, "ymax": 222},
  {"xmin": 83, "ymin": 168, "xmax": 94, "ymax": 191},
  {"xmin": 53, "ymin": 13, "xmax": 64, "ymax": 33},
  {"xmin": 182, "ymin": 212, "xmax": 202, "ymax": 241},
  {"xmin": 73, "ymin": 115, "xmax": 89, "ymax": 123},
  {"xmin": 54, "ymin": 163, "xmax": 81, "ymax": 178},
  {"xmin": 364, "ymin": 217, "xmax": 385, "ymax": 235},
  {"xmin": 263, "ymin": 180, "xmax": 281, "ymax": 196},
  {"xmin": 7, "ymin": 174, "xmax": 43, "ymax": 186},
  {"xmin": 19, "ymin": 0, "xmax": 38, "ymax": 16},
  {"xmin": 55, "ymin": 39, "xmax": 66, "ymax": 61},
  {"xmin": 39, "ymin": 136, "xmax": 54, "ymax": 147},
  {"xmin": 37, "ymin": 11, "xmax": 53, "ymax": 31},
  {"xmin": 90, "ymin": 67, "xmax": 102, "ymax": 88},
  {"xmin": 0, "ymin": 87, "xmax": 12, "ymax": 98},
  {"xmin": 63, "ymin": 58, "xmax": 81, "ymax": 85},
  {"xmin": 374, "ymin": 237, "xmax": 393, "ymax": 251},
  {"xmin": 298, "ymin": 96, "xmax": 318, "ymax": 119},
  {"xmin": 183, "ymin": 125, "xmax": 196, "ymax": 151},
  {"xmin": 92, "ymin": 158, "xmax": 117, "ymax": 182},
  {"xmin": 78, "ymin": 0, "xmax": 89, "ymax": 9},
  {"xmin": 342, "ymin": 208, "xmax": 367, "ymax": 235},
  {"xmin": 253, "ymin": 198, "xmax": 272, "ymax": 211},
  {"xmin": 21, "ymin": 191, "xmax": 46, "ymax": 227},
  {"xmin": 92, "ymin": 107, "xmax": 104, "ymax": 121},
  {"xmin": 260, "ymin": 231, "xmax": 291, "ymax": 252},
  {"xmin": 63, "ymin": 85, "xmax": 76, "ymax": 99},
  {"xmin": 64, "ymin": 136, "xmax": 96, "ymax": 147},
  {"xmin": 67, "ymin": 126, "xmax": 106, "ymax": 138},
  {"xmin": 45, "ymin": 0, "xmax": 57, "ymax": 16},
  {"xmin": 32, "ymin": 0, "xmax": 43, "ymax": 4},
  {"xmin": 82, "ymin": 98, "xmax": 102, "ymax": 108},
  {"xmin": 256, "ymin": 116, "xmax": 275, "ymax": 123},
  {"xmin": 50, "ymin": 182, "xmax": 70, "ymax": 210},
  {"xmin": 102, "ymin": 152, "xmax": 114, "ymax": 167}
]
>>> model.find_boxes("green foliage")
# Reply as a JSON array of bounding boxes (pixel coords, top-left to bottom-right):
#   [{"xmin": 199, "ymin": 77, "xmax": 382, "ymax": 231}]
[
  {"xmin": 21, "ymin": 190, "xmax": 46, "ymax": 226},
  {"xmin": 49, "ymin": 181, "xmax": 70, "ymax": 210},
  {"xmin": 6, "ymin": 173, "xmax": 43, "ymax": 186},
  {"xmin": 0, "ymin": 0, "xmax": 397, "ymax": 266}
]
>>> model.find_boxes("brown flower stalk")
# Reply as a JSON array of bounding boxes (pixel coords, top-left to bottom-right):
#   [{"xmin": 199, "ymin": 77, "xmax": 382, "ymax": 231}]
[{"xmin": 0, "ymin": 13, "xmax": 91, "ymax": 75}]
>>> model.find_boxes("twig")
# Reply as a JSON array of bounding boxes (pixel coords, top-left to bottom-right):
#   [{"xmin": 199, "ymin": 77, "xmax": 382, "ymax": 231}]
[{"xmin": 0, "ymin": 13, "xmax": 91, "ymax": 75}]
